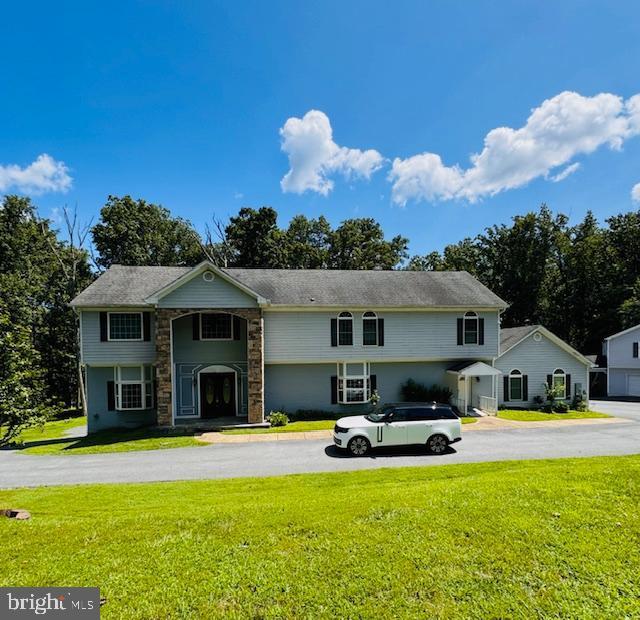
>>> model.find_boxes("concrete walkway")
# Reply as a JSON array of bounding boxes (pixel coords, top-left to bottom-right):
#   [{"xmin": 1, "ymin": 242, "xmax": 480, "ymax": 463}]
[{"xmin": 199, "ymin": 415, "xmax": 626, "ymax": 443}]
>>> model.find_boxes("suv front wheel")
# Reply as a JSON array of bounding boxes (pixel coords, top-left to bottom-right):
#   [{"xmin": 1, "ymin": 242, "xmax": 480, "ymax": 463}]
[
  {"xmin": 426, "ymin": 434, "xmax": 449, "ymax": 455},
  {"xmin": 347, "ymin": 436, "xmax": 371, "ymax": 457}
]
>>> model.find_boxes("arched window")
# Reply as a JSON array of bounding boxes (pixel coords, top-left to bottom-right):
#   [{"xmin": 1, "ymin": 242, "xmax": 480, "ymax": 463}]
[
  {"xmin": 509, "ymin": 369, "xmax": 523, "ymax": 401},
  {"xmin": 553, "ymin": 368, "xmax": 566, "ymax": 399},
  {"xmin": 464, "ymin": 311, "xmax": 479, "ymax": 344},
  {"xmin": 337, "ymin": 312, "xmax": 353, "ymax": 346},
  {"xmin": 362, "ymin": 311, "xmax": 378, "ymax": 346}
]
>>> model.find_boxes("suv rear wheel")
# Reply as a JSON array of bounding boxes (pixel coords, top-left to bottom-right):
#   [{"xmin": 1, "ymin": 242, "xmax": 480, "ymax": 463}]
[
  {"xmin": 426, "ymin": 434, "xmax": 449, "ymax": 455},
  {"xmin": 347, "ymin": 436, "xmax": 371, "ymax": 457}
]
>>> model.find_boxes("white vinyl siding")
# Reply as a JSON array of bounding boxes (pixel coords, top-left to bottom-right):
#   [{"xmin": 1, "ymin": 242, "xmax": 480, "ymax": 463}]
[
  {"xmin": 157, "ymin": 274, "xmax": 258, "ymax": 308},
  {"xmin": 496, "ymin": 332, "xmax": 589, "ymax": 405},
  {"xmin": 606, "ymin": 326, "xmax": 640, "ymax": 369},
  {"xmin": 264, "ymin": 310, "xmax": 499, "ymax": 362}
]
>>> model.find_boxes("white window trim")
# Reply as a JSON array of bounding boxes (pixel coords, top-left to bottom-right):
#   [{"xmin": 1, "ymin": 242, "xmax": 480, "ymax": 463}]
[
  {"xmin": 337, "ymin": 362, "xmax": 370, "ymax": 404},
  {"xmin": 200, "ymin": 312, "xmax": 234, "ymax": 341},
  {"xmin": 552, "ymin": 368, "xmax": 567, "ymax": 399},
  {"xmin": 463, "ymin": 311, "xmax": 479, "ymax": 345},
  {"xmin": 114, "ymin": 365, "xmax": 153, "ymax": 411},
  {"xmin": 508, "ymin": 369, "xmax": 523, "ymax": 402},
  {"xmin": 362, "ymin": 311, "xmax": 378, "ymax": 347},
  {"xmin": 107, "ymin": 312, "xmax": 144, "ymax": 342},
  {"xmin": 337, "ymin": 312, "xmax": 354, "ymax": 347}
]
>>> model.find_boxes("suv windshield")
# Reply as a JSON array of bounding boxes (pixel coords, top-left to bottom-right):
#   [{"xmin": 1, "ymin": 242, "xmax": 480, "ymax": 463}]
[{"xmin": 365, "ymin": 406, "xmax": 394, "ymax": 422}]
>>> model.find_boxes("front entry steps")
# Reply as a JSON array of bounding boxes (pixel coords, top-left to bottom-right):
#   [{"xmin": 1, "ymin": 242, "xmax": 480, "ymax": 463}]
[{"xmin": 173, "ymin": 417, "xmax": 270, "ymax": 431}]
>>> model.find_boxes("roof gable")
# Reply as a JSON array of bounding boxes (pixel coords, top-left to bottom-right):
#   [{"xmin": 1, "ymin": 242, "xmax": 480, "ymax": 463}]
[{"xmin": 604, "ymin": 323, "xmax": 640, "ymax": 341}]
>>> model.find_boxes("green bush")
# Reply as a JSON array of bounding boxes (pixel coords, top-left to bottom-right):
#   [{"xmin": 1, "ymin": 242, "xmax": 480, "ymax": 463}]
[
  {"xmin": 292, "ymin": 410, "xmax": 343, "ymax": 421},
  {"xmin": 553, "ymin": 401, "xmax": 569, "ymax": 413},
  {"xmin": 400, "ymin": 379, "xmax": 453, "ymax": 404},
  {"xmin": 267, "ymin": 411, "xmax": 289, "ymax": 427},
  {"xmin": 541, "ymin": 403, "xmax": 554, "ymax": 413},
  {"xmin": 573, "ymin": 391, "xmax": 588, "ymax": 412}
]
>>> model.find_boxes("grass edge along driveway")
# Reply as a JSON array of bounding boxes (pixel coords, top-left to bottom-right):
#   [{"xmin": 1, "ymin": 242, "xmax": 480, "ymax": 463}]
[
  {"xmin": 0, "ymin": 455, "xmax": 638, "ymax": 619},
  {"xmin": 497, "ymin": 409, "xmax": 609, "ymax": 422}
]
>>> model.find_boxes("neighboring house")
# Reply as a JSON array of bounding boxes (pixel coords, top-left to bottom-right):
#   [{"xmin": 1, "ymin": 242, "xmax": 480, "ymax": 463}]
[
  {"xmin": 496, "ymin": 326, "xmax": 591, "ymax": 408},
  {"xmin": 604, "ymin": 324, "xmax": 640, "ymax": 397},
  {"xmin": 70, "ymin": 262, "xmax": 591, "ymax": 432}
]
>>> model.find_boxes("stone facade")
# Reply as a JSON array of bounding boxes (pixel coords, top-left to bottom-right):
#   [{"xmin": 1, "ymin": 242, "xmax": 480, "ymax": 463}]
[{"xmin": 155, "ymin": 308, "xmax": 264, "ymax": 426}]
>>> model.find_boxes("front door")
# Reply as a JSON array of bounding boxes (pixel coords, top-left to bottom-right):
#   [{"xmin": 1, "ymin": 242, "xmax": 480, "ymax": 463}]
[{"xmin": 199, "ymin": 372, "xmax": 236, "ymax": 418}]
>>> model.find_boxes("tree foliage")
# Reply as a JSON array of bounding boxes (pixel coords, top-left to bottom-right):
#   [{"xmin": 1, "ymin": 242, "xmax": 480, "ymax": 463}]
[{"xmin": 92, "ymin": 195, "xmax": 203, "ymax": 269}]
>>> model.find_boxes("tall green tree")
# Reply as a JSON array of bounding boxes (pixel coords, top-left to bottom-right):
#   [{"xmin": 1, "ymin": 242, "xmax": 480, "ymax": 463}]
[
  {"xmin": 282, "ymin": 215, "xmax": 331, "ymax": 268},
  {"xmin": 224, "ymin": 206, "xmax": 285, "ymax": 268},
  {"xmin": 328, "ymin": 218, "xmax": 408, "ymax": 270},
  {"xmin": 92, "ymin": 195, "xmax": 204, "ymax": 269}
]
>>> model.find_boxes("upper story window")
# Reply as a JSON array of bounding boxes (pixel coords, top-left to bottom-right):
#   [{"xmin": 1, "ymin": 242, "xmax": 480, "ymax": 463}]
[
  {"xmin": 338, "ymin": 312, "xmax": 353, "ymax": 346},
  {"xmin": 509, "ymin": 369, "xmax": 523, "ymax": 401},
  {"xmin": 362, "ymin": 311, "xmax": 378, "ymax": 346},
  {"xmin": 115, "ymin": 365, "xmax": 153, "ymax": 410},
  {"xmin": 464, "ymin": 312, "xmax": 478, "ymax": 344},
  {"xmin": 201, "ymin": 313, "xmax": 233, "ymax": 340},
  {"xmin": 337, "ymin": 362, "xmax": 370, "ymax": 403},
  {"xmin": 552, "ymin": 368, "xmax": 566, "ymax": 399},
  {"xmin": 108, "ymin": 312, "xmax": 143, "ymax": 341},
  {"xmin": 633, "ymin": 341, "xmax": 639, "ymax": 358}
]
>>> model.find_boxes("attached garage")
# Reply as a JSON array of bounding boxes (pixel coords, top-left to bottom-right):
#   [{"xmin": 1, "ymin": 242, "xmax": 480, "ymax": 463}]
[{"xmin": 629, "ymin": 374, "xmax": 640, "ymax": 397}]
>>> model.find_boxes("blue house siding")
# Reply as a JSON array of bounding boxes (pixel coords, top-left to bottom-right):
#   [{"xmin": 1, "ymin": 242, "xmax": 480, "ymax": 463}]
[
  {"xmin": 263, "ymin": 310, "xmax": 500, "ymax": 363},
  {"xmin": 158, "ymin": 274, "xmax": 258, "ymax": 308},
  {"xmin": 81, "ymin": 310, "xmax": 156, "ymax": 365},
  {"xmin": 264, "ymin": 361, "xmax": 452, "ymax": 414},
  {"xmin": 86, "ymin": 366, "xmax": 155, "ymax": 433}
]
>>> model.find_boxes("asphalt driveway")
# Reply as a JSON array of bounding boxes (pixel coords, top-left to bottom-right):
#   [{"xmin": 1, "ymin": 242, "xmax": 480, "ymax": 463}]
[
  {"xmin": 1, "ymin": 418, "xmax": 639, "ymax": 488},
  {"xmin": 590, "ymin": 399, "xmax": 640, "ymax": 422}
]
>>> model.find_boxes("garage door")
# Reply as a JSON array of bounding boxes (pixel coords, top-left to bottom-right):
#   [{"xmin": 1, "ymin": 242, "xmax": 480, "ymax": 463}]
[{"xmin": 629, "ymin": 374, "xmax": 640, "ymax": 397}]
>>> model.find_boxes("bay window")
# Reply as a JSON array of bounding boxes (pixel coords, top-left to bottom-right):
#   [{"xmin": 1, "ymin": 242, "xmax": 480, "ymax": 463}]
[
  {"xmin": 115, "ymin": 365, "xmax": 153, "ymax": 410},
  {"xmin": 337, "ymin": 362, "xmax": 370, "ymax": 404}
]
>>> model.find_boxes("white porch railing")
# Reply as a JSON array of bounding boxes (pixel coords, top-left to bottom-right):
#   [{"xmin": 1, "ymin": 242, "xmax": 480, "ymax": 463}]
[
  {"xmin": 479, "ymin": 395, "xmax": 497, "ymax": 415},
  {"xmin": 451, "ymin": 396, "xmax": 466, "ymax": 413}
]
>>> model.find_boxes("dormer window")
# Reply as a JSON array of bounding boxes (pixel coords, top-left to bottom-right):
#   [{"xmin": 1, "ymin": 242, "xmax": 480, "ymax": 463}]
[
  {"xmin": 338, "ymin": 312, "xmax": 353, "ymax": 346},
  {"xmin": 464, "ymin": 312, "xmax": 478, "ymax": 345}
]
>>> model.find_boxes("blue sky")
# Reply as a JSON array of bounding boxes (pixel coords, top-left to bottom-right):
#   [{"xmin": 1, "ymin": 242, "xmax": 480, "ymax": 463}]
[{"xmin": 1, "ymin": 1, "xmax": 639, "ymax": 256}]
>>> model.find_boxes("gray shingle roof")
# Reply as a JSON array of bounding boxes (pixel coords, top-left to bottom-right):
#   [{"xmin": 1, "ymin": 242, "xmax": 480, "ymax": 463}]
[
  {"xmin": 500, "ymin": 325, "xmax": 540, "ymax": 352},
  {"xmin": 70, "ymin": 265, "xmax": 508, "ymax": 308}
]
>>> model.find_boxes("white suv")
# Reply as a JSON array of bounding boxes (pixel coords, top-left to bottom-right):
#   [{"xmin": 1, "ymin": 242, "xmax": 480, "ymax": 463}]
[{"xmin": 333, "ymin": 403, "xmax": 462, "ymax": 457}]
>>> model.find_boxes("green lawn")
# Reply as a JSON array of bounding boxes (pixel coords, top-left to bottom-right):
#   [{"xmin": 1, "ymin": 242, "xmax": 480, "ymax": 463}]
[
  {"xmin": 1, "ymin": 456, "xmax": 639, "ymax": 618},
  {"xmin": 226, "ymin": 416, "xmax": 478, "ymax": 435},
  {"xmin": 11, "ymin": 418, "xmax": 204, "ymax": 455},
  {"xmin": 498, "ymin": 409, "xmax": 610, "ymax": 422}
]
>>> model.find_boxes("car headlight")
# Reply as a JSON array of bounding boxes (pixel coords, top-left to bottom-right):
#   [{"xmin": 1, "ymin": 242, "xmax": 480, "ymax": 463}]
[{"xmin": 334, "ymin": 425, "xmax": 348, "ymax": 433}]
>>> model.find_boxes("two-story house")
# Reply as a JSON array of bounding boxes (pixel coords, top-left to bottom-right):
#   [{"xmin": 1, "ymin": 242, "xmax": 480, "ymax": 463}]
[
  {"xmin": 604, "ymin": 324, "xmax": 640, "ymax": 397},
  {"xmin": 70, "ymin": 262, "xmax": 592, "ymax": 432}
]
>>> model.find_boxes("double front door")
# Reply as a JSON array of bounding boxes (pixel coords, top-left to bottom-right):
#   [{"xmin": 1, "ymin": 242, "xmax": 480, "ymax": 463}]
[{"xmin": 199, "ymin": 372, "xmax": 236, "ymax": 417}]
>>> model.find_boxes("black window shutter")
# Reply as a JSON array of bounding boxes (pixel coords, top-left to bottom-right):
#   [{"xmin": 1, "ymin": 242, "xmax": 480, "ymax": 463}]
[
  {"xmin": 107, "ymin": 380, "xmax": 115, "ymax": 411},
  {"xmin": 457, "ymin": 318, "xmax": 463, "ymax": 345},
  {"xmin": 330, "ymin": 376, "xmax": 338, "ymax": 404},
  {"xmin": 478, "ymin": 318, "xmax": 485, "ymax": 345},
  {"xmin": 233, "ymin": 316, "xmax": 241, "ymax": 340},
  {"xmin": 522, "ymin": 375, "xmax": 528, "ymax": 401},
  {"xmin": 143, "ymin": 313, "xmax": 151, "ymax": 341},
  {"xmin": 192, "ymin": 313, "xmax": 200, "ymax": 340},
  {"xmin": 547, "ymin": 374, "xmax": 553, "ymax": 389},
  {"xmin": 503, "ymin": 376, "xmax": 509, "ymax": 401},
  {"xmin": 330, "ymin": 319, "xmax": 338, "ymax": 347},
  {"xmin": 378, "ymin": 319, "xmax": 384, "ymax": 347},
  {"xmin": 100, "ymin": 312, "xmax": 108, "ymax": 341},
  {"xmin": 565, "ymin": 374, "xmax": 571, "ymax": 398},
  {"xmin": 634, "ymin": 342, "xmax": 639, "ymax": 358},
  {"xmin": 370, "ymin": 374, "xmax": 377, "ymax": 392}
]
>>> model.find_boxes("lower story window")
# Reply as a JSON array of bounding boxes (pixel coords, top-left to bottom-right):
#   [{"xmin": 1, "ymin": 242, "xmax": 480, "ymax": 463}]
[
  {"xmin": 337, "ymin": 362, "xmax": 370, "ymax": 404},
  {"xmin": 115, "ymin": 366, "xmax": 153, "ymax": 410}
]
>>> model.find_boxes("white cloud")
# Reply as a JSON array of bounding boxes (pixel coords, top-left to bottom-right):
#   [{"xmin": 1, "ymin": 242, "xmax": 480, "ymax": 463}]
[
  {"xmin": 550, "ymin": 162, "xmax": 581, "ymax": 182},
  {"xmin": 0, "ymin": 154, "xmax": 72, "ymax": 194},
  {"xmin": 280, "ymin": 110, "xmax": 383, "ymax": 195},
  {"xmin": 632, "ymin": 182, "xmax": 640, "ymax": 203},
  {"xmin": 390, "ymin": 91, "xmax": 640, "ymax": 205}
]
